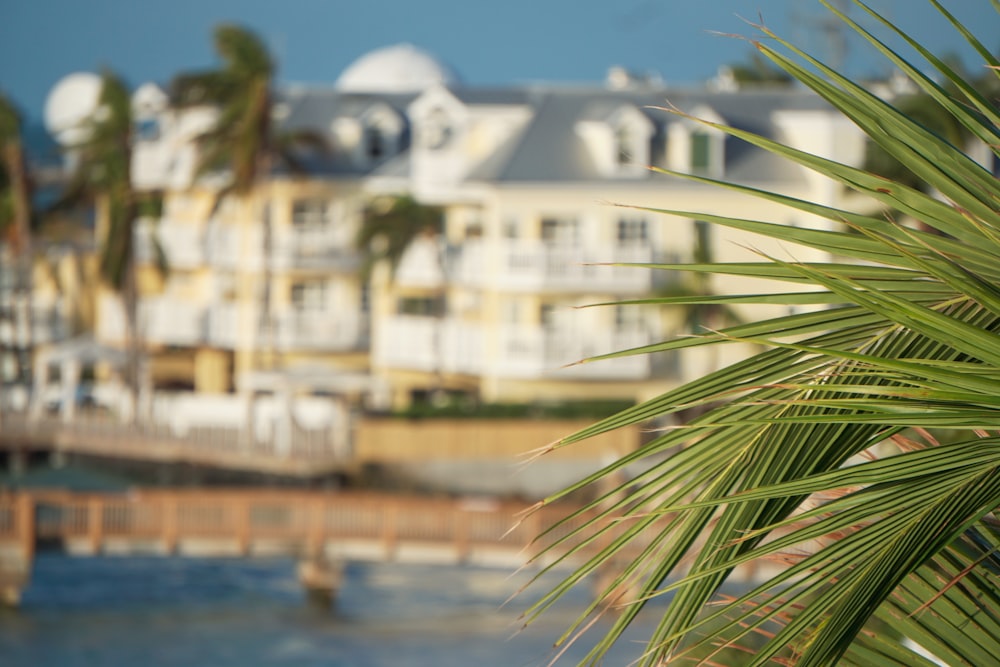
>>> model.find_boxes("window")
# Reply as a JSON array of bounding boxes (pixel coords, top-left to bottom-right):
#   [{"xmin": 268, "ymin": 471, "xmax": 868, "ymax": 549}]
[
  {"xmin": 290, "ymin": 281, "xmax": 327, "ymax": 312},
  {"xmin": 135, "ymin": 118, "xmax": 160, "ymax": 142},
  {"xmin": 540, "ymin": 303, "xmax": 571, "ymax": 330},
  {"xmin": 365, "ymin": 126, "xmax": 385, "ymax": 160},
  {"xmin": 217, "ymin": 273, "xmax": 237, "ymax": 302},
  {"xmin": 503, "ymin": 218, "xmax": 519, "ymax": 239},
  {"xmin": 540, "ymin": 304, "xmax": 558, "ymax": 329},
  {"xmin": 502, "ymin": 299, "xmax": 522, "ymax": 325},
  {"xmin": 423, "ymin": 108, "xmax": 452, "ymax": 150},
  {"xmin": 617, "ymin": 219, "xmax": 648, "ymax": 244},
  {"xmin": 693, "ymin": 220, "xmax": 712, "ymax": 264},
  {"xmin": 615, "ymin": 124, "xmax": 634, "ymax": 166},
  {"xmin": 397, "ymin": 296, "xmax": 444, "ymax": 317},
  {"xmin": 464, "ymin": 219, "xmax": 483, "ymax": 239},
  {"xmin": 360, "ymin": 285, "xmax": 370, "ymax": 314},
  {"xmin": 540, "ymin": 218, "xmax": 579, "ymax": 245},
  {"xmin": 291, "ymin": 199, "xmax": 330, "ymax": 230},
  {"xmin": 691, "ymin": 131, "xmax": 712, "ymax": 175},
  {"xmin": 615, "ymin": 305, "xmax": 645, "ymax": 332}
]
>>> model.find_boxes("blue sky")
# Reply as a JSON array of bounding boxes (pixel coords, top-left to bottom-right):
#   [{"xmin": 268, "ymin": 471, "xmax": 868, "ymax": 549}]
[{"xmin": 1, "ymin": 1, "xmax": 997, "ymax": 122}]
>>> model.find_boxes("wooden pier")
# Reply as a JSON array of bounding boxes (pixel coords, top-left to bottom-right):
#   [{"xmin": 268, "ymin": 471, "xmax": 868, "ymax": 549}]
[{"xmin": 0, "ymin": 490, "xmax": 577, "ymax": 606}]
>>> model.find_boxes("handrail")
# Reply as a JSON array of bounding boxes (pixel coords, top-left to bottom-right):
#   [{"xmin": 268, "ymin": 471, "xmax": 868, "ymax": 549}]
[{"xmin": 0, "ymin": 490, "xmax": 573, "ymax": 560}]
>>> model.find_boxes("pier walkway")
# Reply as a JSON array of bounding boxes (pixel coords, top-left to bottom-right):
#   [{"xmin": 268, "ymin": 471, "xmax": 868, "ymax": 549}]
[{"xmin": 0, "ymin": 413, "xmax": 349, "ymax": 477}]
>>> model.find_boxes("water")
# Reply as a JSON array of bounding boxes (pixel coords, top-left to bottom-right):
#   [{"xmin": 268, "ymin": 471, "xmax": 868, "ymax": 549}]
[{"xmin": 0, "ymin": 554, "xmax": 657, "ymax": 666}]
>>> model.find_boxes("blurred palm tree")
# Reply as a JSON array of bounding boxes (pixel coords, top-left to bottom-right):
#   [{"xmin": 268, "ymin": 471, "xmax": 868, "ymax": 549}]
[
  {"xmin": 356, "ymin": 194, "xmax": 444, "ymax": 281},
  {"xmin": 525, "ymin": 2, "xmax": 1000, "ymax": 665},
  {"xmin": 175, "ymin": 24, "xmax": 327, "ymax": 369},
  {"xmin": 0, "ymin": 93, "xmax": 35, "ymax": 385},
  {"xmin": 53, "ymin": 70, "xmax": 152, "ymax": 419}
]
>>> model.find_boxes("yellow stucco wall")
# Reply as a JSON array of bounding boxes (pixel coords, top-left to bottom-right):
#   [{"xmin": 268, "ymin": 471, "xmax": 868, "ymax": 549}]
[{"xmin": 355, "ymin": 418, "xmax": 638, "ymax": 463}]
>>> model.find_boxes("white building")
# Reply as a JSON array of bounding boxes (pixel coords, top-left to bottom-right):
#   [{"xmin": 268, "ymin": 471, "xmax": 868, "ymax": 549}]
[{"xmin": 112, "ymin": 44, "xmax": 866, "ymax": 410}]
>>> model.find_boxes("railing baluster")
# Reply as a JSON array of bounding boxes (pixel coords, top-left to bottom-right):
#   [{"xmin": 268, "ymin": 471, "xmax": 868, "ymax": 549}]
[{"xmin": 88, "ymin": 497, "xmax": 103, "ymax": 553}]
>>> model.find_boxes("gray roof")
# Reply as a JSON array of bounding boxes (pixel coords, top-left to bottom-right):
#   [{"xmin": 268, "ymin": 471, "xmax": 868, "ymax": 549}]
[{"xmin": 271, "ymin": 81, "xmax": 833, "ymax": 186}]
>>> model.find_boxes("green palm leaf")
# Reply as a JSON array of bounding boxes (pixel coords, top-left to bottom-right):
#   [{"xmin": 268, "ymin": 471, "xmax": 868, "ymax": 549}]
[{"xmin": 526, "ymin": 2, "xmax": 1000, "ymax": 665}]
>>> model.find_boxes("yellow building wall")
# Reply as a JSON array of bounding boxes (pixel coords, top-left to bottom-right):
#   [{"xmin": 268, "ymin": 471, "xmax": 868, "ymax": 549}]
[
  {"xmin": 355, "ymin": 418, "xmax": 638, "ymax": 463},
  {"xmin": 194, "ymin": 348, "xmax": 232, "ymax": 393}
]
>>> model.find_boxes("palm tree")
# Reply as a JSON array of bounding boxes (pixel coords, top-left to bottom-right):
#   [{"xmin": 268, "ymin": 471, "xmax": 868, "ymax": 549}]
[
  {"xmin": 358, "ymin": 194, "xmax": 446, "ymax": 398},
  {"xmin": 0, "ymin": 93, "xmax": 34, "ymax": 386},
  {"xmin": 726, "ymin": 51, "xmax": 794, "ymax": 87},
  {"xmin": 652, "ymin": 219, "xmax": 745, "ymax": 387},
  {"xmin": 356, "ymin": 194, "xmax": 444, "ymax": 280},
  {"xmin": 525, "ymin": 2, "xmax": 1000, "ymax": 665},
  {"xmin": 176, "ymin": 23, "xmax": 326, "ymax": 370},
  {"xmin": 56, "ymin": 70, "xmax": 143, "ymax": 418}
]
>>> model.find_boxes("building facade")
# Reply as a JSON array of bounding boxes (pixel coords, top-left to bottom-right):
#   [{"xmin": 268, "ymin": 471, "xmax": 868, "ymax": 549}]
[{"xmin": 100, "ymin": 44, "xmax": 866, "ymax": 411}]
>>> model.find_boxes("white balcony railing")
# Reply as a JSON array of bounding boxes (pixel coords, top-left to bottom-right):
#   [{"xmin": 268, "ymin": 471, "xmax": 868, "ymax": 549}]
[
  {"xmin": 0, "ymin": 305, "xmax": 69, "ymax": 347},
  {"xmin": 373, "ymin": 316, "xmax": 482, "ymax": 375},
  {"xmin": 375, "ymin": 316, "xmax": 653, "ymax": 381},
  {"xmin": 140, "ymin": 298, "xmax": 205, "ymax": 346},
  {"xmin": 205, "ymin": 223, "xmax": 251, "ymax": 269},
  {"xmin": 497, "ymin": 326, "xmax": 652, "ymax": 380},
  {"xmin": 449, "ymin": 240, "xmax": 654, "ymax": 293},
  {"xmin": 136, "ymin": 219, "xmax": 205, "ymax": 269},
  {"xmin": 271, "ymin": 229, "xmax": 359, "ymax": 272},
  {"xmin": 205, "ymin": 304, "xmax": 239, "ymax": 348},
  {"xmin": 274, "ymin": 311, "xmax": 367, "ymax": 351}
]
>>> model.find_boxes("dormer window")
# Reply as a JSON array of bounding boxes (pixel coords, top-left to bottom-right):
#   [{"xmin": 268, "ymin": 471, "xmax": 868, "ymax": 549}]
[
  {"xmin": 365, "ymin": 126, "xmax": 385, "ymax": 160},
  {"xmin": 691, "ymin": 130, "xmax": 712, "ymax": 175},
  {"xmin": 667, "ymin": 108, "xmax": 726, "ymax": 178},
  {"xmin": 616, "ymin": 125, "xmax": 634, "ymax": 166},
  {"xmin": 577, "ymin": 105, "xmax": 653, "ymax": 178},
  {"xmin": 423, "ymin": 107, "xmax": 452, "ymax": 150},
  {"xmin": 353, "ymin": 104, "xmax": 403, "ymax": 165}
]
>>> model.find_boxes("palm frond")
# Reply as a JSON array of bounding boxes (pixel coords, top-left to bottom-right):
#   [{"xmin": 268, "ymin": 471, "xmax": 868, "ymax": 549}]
[{"xmin": 527, "ymin": 2, "xmax": 1000, "ymax": 665}]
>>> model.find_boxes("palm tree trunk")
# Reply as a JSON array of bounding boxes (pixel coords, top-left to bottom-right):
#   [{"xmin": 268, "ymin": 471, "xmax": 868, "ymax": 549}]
[
  {"xmin": 3, "ymin": 138, "xmax": 34, "ymax": 388},
  {"xmin": 123, "ymin": 241, "xmax": 141, "ymax": 425},
  {"xmin": 256, "ymin": 193, "xmax": 274, "ymax": 370}
]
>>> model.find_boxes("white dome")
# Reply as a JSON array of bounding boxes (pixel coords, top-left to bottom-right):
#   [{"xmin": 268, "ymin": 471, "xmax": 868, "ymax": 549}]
[
  {"xmin": 44, "ymin": 72, "xmax": 102, "ymax": 145},
  {"xmin": 336, "ymin": 44, "xmax": 459, "ymax": 93}
]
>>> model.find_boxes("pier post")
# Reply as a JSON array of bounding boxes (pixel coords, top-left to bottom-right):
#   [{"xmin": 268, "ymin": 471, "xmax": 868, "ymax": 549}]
[
  {"xmin": 1, "ymin": 495, "xmax": 35, "ymax": 607},
  {"xmin": 297, "ymin": 556, "xmax": 343, "ymax": 609}
]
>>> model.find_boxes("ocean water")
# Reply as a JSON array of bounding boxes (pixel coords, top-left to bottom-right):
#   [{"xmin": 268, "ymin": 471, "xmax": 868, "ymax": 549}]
[{"xmin": 0, "ymin": 554, "xmax": 658, "ymax": 666}]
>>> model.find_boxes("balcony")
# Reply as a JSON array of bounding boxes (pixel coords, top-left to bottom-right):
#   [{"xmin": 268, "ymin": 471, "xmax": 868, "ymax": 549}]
[
  {"xmin": 274, "ymin": 311, "xmax": 367, "ymax": 351},
  {"xmin": 200, "ymin": 226, "xmax": 360, "ymax": 273},
  {"xmin": 135, "ymin": 219, "xmax": 204, "ymax": 269},
  {"xmin": 140, "ymin": 298, "xmax": 206, "ymax": 346},
  {"xmin": 0, "ymin": 305, "xmax": 69, "ymax": 347},
  {"xmin": 204, "ymin": 224, "xmax": 250, "ymax": 270},
  {"xmin": 374, "ymin": 315, "xmax": 481, "ymax": 375},
  {"xmin": 375, "ymin": 316, "xmax": 654, "ymax": 381},
  {"xmin": 449, "ymin": 240, "xmax": 655, "ymax": 293},
  {"xmin": 496, "ymin": 326, "xmax": 652, "ymax": 380},
  {"xmin": 205, "ymin": 304, "xmax": 239, "ymax": 349},
  {"xmin": 271, "ymin": 228, "xmax": 359, "ymax": 272}
]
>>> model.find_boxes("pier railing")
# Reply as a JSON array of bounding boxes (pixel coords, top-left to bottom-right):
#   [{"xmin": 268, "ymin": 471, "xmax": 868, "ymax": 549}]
[
  {"xmin": 0, "ymin": 490, "xmax": 573, "ymax": 560},
  {"xmin": 0, "ymin": 413, "xmax": 347, "ymax": 476},
  {"xmin": 0, "ymin": 489, "xmax": 791, "ymax": 608},
  {"xmin": 0, "ymin": 489, "xmax": 592, "ymax": 605}
]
